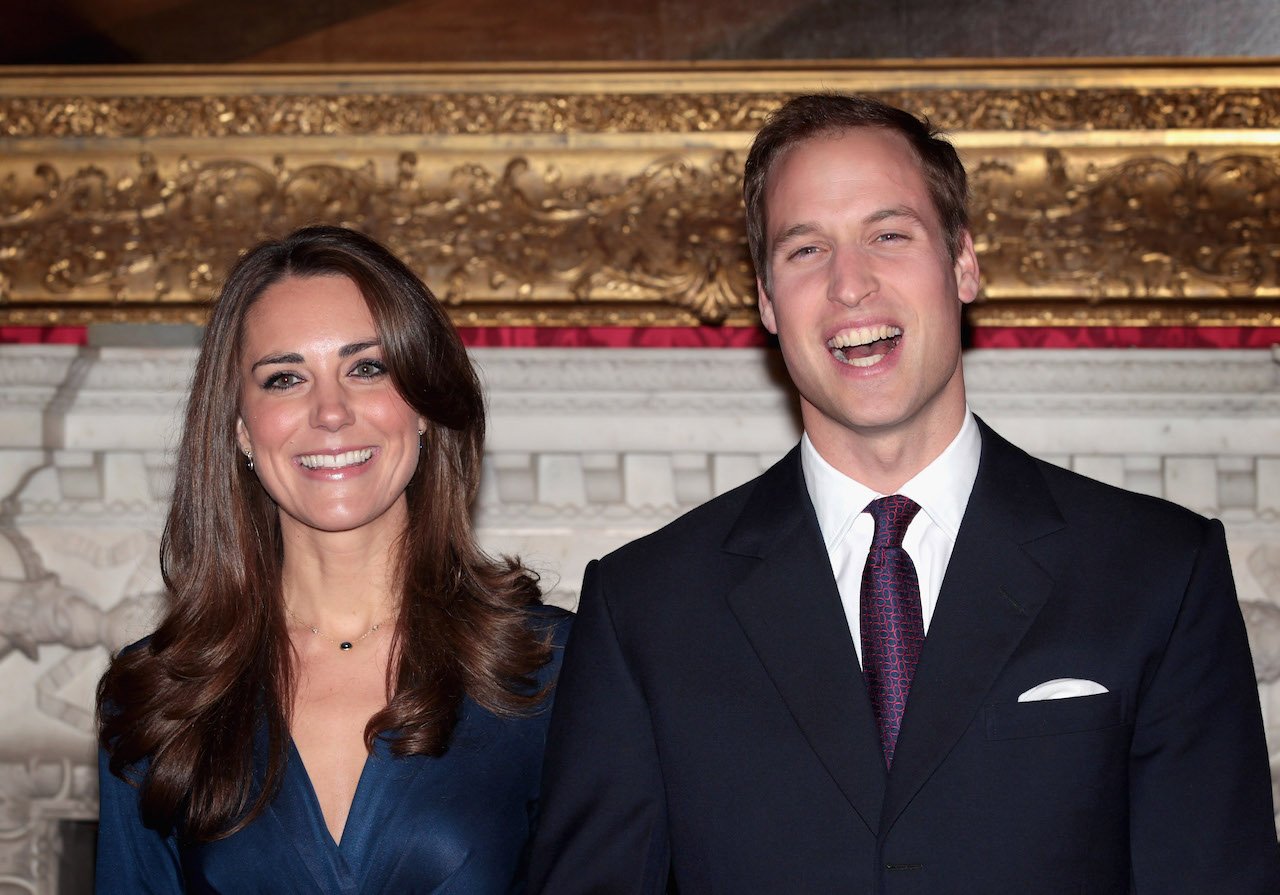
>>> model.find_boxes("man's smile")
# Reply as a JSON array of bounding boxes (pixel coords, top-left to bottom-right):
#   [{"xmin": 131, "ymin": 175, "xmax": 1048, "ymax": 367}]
[{"xmin": 827, "ymin": 324, "xmax": 903, "ymax": 367}]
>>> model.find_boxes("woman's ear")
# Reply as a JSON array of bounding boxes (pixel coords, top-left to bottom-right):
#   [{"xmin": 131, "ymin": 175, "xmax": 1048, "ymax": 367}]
[{"xmin": 236, "ymin": 417, "xmax": 252, "ymax": 456}]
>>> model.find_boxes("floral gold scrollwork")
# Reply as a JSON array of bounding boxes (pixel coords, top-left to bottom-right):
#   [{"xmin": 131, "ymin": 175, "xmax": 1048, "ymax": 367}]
[
  {"xmin": 909, "ymin": 88, "xmax": 1280, "ymax": 132},
  {"xmin": 384, "ymin": 151, "xmax": 751, "ymax": 322},
  {"xmin": 3, "ymin": 64, "xmax": 1280, "ymax": 325},
  {"xmin": 0, "ymin": 93, "xmax": 776, "ymax": 140},
  {"xmin": 0, "ymin": 149, "xmax": 754, "ymax": 324},
  {"xmin": 972, "ymin": 148, "xmax": 1280, "ymax": 302},
  {"xmin": 5, "ymin": 88, "xmax": 1280, "ymax": 141}
]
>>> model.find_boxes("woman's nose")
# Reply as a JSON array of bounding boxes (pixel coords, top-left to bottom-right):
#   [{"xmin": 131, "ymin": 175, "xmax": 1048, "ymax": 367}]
[{"xmin": 310, "ymin": 380, "xmax": 355, "ymax": 431}]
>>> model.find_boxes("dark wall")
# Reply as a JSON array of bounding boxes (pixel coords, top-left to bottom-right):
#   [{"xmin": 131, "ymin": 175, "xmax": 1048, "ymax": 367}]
[
  {"xmin": 4, "ymin": 0, "xmax": 1279, "ymax": 65},
  {"xmin": 735, "ymin": 0, "xmax": 1280, "ymax": 59}
]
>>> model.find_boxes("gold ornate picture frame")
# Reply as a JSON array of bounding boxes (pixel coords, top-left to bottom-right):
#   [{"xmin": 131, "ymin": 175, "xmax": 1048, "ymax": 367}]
[{"xmin": 2, "ymin": 61, "xmax": 1279, "ymax": 327}]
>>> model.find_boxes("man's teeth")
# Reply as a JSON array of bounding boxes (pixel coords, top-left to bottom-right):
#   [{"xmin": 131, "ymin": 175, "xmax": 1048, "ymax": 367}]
[
  {"xmin": 827, "ymin": 324, "xmax": 902, "ymax": 349},
  {"xmin": 842, "ymin": 352, "xmax": 887, "ymax": 367},
  {"xmin": 827, "ymin": 324, "xmax": 903, "ymax": 367},
  {"xmin": 298, "ymin": 449, "xmax": 374, "ymax": 470}
]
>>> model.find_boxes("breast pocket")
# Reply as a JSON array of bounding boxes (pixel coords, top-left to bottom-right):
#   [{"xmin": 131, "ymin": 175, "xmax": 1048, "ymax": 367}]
[{"xmin": 984, "ymin": 691, "xmax": 1124, "ymax": 740}]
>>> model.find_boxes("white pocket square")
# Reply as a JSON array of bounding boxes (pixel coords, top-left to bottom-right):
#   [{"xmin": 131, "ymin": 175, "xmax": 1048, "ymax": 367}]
[{"xmin": 1017, "ymin": 678, "xmax": 1109, "ymax": 702}]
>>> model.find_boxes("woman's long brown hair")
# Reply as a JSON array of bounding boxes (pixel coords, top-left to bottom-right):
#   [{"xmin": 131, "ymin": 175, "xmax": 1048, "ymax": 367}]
[{"xmin": 96, "ymin": 225, "xmax": 551, "ymax": 841}]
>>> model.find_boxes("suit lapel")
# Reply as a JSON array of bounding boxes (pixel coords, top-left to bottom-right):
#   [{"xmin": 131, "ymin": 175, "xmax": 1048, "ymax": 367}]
[
  {"xmin": 724, "ymin": 448, "xmax": 888, "ymax": 835},
  {"xmin": 881, "ymin": 420, "xmax": 1065, "ymax": 831}
]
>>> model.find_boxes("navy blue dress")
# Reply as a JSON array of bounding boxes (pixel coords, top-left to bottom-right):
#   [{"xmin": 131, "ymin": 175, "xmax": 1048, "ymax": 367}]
[{"xmin": 96, "ymin": 607, "xmax": 570, "ymax": 894}]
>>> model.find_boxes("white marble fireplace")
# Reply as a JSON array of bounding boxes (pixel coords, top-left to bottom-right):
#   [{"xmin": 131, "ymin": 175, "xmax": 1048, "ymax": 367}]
[{"xmin": 2, "ymin": 343, "xmax": 1279, "ymax": 892}]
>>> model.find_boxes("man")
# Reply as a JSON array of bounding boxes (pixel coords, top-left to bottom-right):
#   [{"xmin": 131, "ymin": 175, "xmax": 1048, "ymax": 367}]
[{"xmin": 528, "ymin": 94, "xmax": 1280, "ymax": 893}]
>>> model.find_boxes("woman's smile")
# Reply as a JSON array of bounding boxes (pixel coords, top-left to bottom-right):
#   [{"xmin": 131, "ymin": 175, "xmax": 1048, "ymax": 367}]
[
  {"xmin": 236, "ymin": 274, "xmax": 425, "ymax": 536},
  {"xmin": 296, "ymin": 447, "xmax": 377, "ymax": 473}
]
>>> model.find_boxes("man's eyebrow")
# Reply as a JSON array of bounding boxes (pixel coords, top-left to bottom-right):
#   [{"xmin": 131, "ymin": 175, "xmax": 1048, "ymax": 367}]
[
  {"xmin": 770, "ymin": 223, "xmax": 818, "ymax": 250},
  {"xmin": 770, "ymin": 207, "xmax": 928, "ymax": 251},
  {"xmin": 865, "ymin": 206, "xmax": 928, "ymax": 227}
]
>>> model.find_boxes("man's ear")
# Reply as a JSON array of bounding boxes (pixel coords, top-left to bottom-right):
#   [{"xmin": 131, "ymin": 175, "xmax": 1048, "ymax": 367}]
[
  {"xmin": 954, "ymin": 230, "xmax": 981, "ymax": 305},
  {"xmin": 757, "ymin": 277, "xmax": 778, "ymax": 334}
]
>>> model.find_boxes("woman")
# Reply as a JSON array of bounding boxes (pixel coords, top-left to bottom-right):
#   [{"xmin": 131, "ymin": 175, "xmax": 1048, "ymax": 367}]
[{"xmin": 96, "ymin": 225, "xmax": 568, "ymax": 893}]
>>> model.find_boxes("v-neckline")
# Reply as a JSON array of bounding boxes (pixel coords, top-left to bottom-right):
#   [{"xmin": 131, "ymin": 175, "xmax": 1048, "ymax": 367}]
[{"xmin": 288, "ymin": 737, "xmax": 378, "ymax": 852}]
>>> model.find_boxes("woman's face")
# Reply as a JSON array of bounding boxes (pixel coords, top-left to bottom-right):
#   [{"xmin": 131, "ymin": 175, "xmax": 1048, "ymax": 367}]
[{"xmin": 236, "ymin": 274, "xmax": 426, "ymax": 538}]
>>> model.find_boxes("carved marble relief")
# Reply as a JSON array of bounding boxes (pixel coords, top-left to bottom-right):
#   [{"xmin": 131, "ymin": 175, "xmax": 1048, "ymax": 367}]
[{"xmin": 0, "ymin": 345, "xmax": 1277, "ymax": 892}]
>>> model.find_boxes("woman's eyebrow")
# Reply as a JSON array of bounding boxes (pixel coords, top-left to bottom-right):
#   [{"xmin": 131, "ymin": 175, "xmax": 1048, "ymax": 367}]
[
  {"xmin": 338, "ymin": 339, "xmax": 380, "ymax": 358},
  {"xmin": 250, "ymin": 352, "xmax": 302, "ymax": 371},
  {"xmin": 249, "ymin": 339, "xmax": 380, "ymax": 370}
]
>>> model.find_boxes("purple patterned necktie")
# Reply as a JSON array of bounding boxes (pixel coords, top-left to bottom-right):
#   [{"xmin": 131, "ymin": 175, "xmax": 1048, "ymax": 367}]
[{"xmin": 860, "ymin": 494, "xmax": 925, "ymax": 769}]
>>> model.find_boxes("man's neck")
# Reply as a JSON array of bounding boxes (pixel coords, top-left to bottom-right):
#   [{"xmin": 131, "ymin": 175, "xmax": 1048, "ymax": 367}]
[{"xmin": 803, "ymin": 407, "xmax": 968, "ymax": 494}]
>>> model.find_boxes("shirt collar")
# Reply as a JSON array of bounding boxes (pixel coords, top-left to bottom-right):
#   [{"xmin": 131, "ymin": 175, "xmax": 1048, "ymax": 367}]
[{"xmin": 800, "ymin": 409, "xmax": 981, "ymax": 548}]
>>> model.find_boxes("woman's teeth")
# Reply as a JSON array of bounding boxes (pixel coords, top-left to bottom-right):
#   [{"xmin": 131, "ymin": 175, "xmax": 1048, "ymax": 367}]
[{"xmin": 297, "ymin": 449, "xmax": 374, "ymax": 470}]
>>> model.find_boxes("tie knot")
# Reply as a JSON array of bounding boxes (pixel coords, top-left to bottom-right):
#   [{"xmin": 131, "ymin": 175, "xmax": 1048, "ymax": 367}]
[{"xmin": 865, "ymin": 494, "xmax": 921, "ymax": 549}]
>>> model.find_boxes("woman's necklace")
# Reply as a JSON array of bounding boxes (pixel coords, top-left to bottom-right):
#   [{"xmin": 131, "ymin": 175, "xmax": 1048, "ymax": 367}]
[{"xmin": 286, "ymin": 607, "xmax": 384, "ymax": 652}]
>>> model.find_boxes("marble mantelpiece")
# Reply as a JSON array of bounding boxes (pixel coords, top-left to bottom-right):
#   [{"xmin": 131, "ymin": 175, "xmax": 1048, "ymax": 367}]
[{"xmin": 1, "ymin": 344, "xmax": 1278, "ymax": 891}]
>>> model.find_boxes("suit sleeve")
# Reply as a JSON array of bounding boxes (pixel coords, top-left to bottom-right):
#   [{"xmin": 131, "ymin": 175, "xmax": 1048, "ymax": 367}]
[
  {"xmin": 527, "ymin": 560, "xmax": 671, "ymax": 894},
  {"xmin": 1128, "ymin": 518, "xmax": 1280, "ymax": 892},
  {"xmin": 95, "ymin": 747, "xmax": 184, "ymax": 894}
]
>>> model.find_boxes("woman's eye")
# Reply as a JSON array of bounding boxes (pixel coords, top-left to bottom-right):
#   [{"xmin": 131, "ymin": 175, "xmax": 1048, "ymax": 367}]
[
  {"xmin": 351, "ymin": 360, "xmax": 386, "ymax": 378},
  {"xmin": 262, "ymin": 372, "xmax": 302, "ymax": 390}
]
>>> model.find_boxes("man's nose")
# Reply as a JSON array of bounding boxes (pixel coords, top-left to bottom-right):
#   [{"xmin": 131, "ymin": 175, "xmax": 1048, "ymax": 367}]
[{"xmin": 829, "ymin": 247, "xmax": 877, "ymax": 307}]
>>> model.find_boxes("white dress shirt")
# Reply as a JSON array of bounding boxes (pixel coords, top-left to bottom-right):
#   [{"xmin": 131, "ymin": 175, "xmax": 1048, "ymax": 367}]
[{"xmin": 800, "ymin": 410, "xmax": 981, "ymax": 666}]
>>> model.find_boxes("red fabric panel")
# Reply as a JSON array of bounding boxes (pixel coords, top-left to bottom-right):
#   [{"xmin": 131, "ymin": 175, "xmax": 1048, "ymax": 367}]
[
  {"xmin": 969, "ymin": 326, "xmax": 1280, "ymax": 349},
  {"xmin": 455, "ymin": 326, "xmax": 771, "ymax": 348},
  {"xmin": 461, "ymin": 326, "xmax": 1280, "ymax": 349},
  {"xmin": 0, "ymin": 326, "xmax": 89, "ymax": 345},
  {"xmin": 2, "ymin": 325, "xmax": 1277, "ymax": 349}
]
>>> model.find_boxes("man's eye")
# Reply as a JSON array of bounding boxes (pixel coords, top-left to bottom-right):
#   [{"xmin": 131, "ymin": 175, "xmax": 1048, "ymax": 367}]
[
  {"xmin": 788, "ymin": 245, "xmax": 819, "ymax": 259},
  {"xmin": 262, "ymin": 372, "xmax": 302, "ymax": 390},
  {"xmin": 877, "ymin": 232, "xmax": 907, "ymax": 243}
]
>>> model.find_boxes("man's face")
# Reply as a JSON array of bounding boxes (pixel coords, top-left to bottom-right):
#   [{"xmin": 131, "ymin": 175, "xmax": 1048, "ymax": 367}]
[{"xmin": 757, "ymin": 127, "xmax": 979, "ymax": 465}]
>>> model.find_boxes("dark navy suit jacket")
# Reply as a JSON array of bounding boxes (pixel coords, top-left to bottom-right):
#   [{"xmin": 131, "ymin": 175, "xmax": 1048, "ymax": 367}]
[{"xmin": 529, "ymin": 421, "xmax": 1279, "ymax": 894}]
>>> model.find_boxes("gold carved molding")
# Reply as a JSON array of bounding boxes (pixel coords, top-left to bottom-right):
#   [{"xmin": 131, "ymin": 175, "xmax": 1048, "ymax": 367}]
[{"xmin": 3, "ymin": 62, "xmax": 1280, "ymax": 327}]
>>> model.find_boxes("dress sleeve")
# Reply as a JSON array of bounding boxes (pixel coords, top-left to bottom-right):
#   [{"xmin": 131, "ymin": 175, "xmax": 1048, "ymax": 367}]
[
  {"xmin": 526, "ymin": 560, "xmax": 671, "ymax": 894},
  {"xmin": 95, "ymin": 747, "xmax": 185, "ymax": 894}
]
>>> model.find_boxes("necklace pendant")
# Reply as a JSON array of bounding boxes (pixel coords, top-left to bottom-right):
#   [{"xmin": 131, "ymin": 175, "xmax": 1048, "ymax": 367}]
[{"xmin": 340, "ymin": 641, "xmax": 353, "ymax": 651}]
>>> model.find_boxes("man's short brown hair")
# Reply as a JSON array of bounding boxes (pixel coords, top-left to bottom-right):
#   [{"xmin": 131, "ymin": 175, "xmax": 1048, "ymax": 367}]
[{"xmin": 743, "ymin": 93, "xmax": 970, "ymax": 295}]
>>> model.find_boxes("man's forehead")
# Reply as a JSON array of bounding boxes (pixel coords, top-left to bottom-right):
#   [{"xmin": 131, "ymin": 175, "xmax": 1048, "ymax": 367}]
[
  {"xmin": 768, "ymin": 126, "xmax": 920, "ymax": 183},
  {"xmin": 763, "ymin": 129, "xmax": 933, "ymax": 229}
]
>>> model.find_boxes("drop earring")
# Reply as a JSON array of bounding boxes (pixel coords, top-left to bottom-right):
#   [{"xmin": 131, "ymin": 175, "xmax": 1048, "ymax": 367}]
[
  {"xmin": 244, "ymin": 449, "xmax": 254, "ymax": 471},
  {"xmin": 418, "ymin": 427, "xmax": 425, "ymax": 450}
]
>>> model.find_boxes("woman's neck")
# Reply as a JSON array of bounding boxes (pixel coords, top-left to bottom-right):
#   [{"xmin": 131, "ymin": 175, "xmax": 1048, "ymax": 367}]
[{"xmin": 277, "ymin": 508, "xmax": 404, "ymax": 637}]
